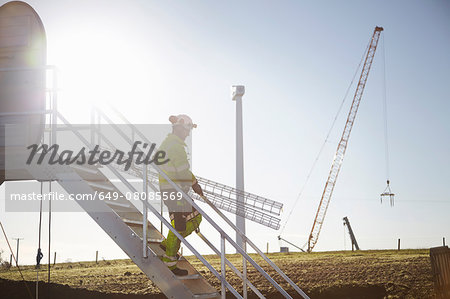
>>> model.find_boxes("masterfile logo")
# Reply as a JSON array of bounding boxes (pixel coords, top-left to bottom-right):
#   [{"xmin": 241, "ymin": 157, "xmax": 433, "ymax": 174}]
[{"xmin": 25, "ymin": 141, "xmax": 170, "ymax": 171}]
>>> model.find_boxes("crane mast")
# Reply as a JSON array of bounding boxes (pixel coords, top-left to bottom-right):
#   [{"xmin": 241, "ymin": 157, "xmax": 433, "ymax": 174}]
[{"xmin": 307, "ymin": 26, "xmax": 383, "ymax": 252}]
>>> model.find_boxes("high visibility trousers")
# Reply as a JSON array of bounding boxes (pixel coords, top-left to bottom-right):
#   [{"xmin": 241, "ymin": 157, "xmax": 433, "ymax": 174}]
[{"xmin": 161, "ymin": 213, "xmax": 202, "ymax": 269}]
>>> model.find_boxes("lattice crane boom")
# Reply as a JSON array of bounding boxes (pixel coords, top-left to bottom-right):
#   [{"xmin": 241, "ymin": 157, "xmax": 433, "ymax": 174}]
[{"xmin": 307, "ymin": 26, "xmax": 383, "ymax": 252}]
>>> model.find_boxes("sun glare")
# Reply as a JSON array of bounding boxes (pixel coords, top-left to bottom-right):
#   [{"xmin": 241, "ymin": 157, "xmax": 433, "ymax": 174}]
[{"xmin": 49, "ymin": 27, "xmax": 152, "ymax": 123}]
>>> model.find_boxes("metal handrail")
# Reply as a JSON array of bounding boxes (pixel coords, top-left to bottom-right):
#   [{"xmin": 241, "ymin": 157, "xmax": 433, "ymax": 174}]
[
  {"xmin": 151, "ymin": 159, "xmax": 296, "ymax": 298},
  {"xmin": 91, "ymin": 108, "xmax": 292, "ymax": 297},
  {"xmin": 196, "ymin": 231, "xmax": 265, "ymax": 299},
  {"xmin": 91, "ymin": 107, "xmax": 309, "ymax": 299},
  {"xmin": 56, "ymin": 111, "xmax": 243, "ymax": 298}
]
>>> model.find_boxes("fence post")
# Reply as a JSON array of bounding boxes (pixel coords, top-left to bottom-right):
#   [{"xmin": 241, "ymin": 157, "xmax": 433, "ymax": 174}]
[
  {"xmin": 53, "ymin": 252, "xmax": 56, "ymax": 266},
  {"xmin": 397, "ymin": 238, "xmax": 400, "ymax": 250},
  {"xmin": 266, "ymin": 242, "xmax": 269, "ymax": 254},
  {"xmin": 9, "ymin": 254, "xmax": 12, "ymax": 266},
  {"xmin": 96, "ymin": 251, "xmax": 98, "ymax": 264},
  {"xmin": 444, "ymin": 237, "xmax": 446, "ymax": 247}
]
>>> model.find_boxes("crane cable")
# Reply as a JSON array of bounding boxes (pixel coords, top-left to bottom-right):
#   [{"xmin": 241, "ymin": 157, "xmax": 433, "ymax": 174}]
[
  {"xmin": 381, "ymin": 34, "xmax": 390, "ymax": 181},
  {"xmin": 0, "ymin": 221, "xmax": 34, "ymax": 299},
  {"xmin": 279, "ymin": 38, "xmax": 372, "ymax": 236},
  {"xmin": 379, "ymin": 33, "xmax": 395, "ymax": 206}
]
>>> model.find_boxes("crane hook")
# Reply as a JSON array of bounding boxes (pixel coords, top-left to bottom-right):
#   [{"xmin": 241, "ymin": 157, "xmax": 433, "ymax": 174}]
[{"xmin": 380, "ymin": 180, "xmax": 395, "ymax": 206}]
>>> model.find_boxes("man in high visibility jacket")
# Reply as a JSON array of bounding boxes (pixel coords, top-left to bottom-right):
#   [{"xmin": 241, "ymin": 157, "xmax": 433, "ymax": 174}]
[{"xmin": 158, "ymin": 114, "xmax": 204, "ymax": 276}]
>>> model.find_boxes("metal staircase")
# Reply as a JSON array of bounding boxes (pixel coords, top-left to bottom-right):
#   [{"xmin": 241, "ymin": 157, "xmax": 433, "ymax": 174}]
[
  {"xmin": 49, "ymin": 108, "xmax": 310, "ymax": 298},
  {"xmin": 2, "ymin": 68, "xmax": 310, "ymax": 298},
  {"xmin": 60, "ymin": 162, "xmax": 220, "ymax": 298}
]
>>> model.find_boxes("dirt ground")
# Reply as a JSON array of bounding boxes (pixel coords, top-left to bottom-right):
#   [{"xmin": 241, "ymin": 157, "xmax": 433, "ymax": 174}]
[{"xmin": 0, "ymin": 249, "xmax": 436, "ymax": 298}]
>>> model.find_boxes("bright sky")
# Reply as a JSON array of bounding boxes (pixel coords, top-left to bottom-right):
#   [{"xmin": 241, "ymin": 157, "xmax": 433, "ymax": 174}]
[{"xmin": 1, "ymin": 0, "xmax": 449, "ymax": 265}]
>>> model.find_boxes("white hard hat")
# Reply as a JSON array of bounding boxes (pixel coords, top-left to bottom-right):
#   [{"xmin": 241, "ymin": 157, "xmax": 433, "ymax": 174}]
[{"xmin": 169, "ymin": 114, "xmax": 197, "ymax": 129}]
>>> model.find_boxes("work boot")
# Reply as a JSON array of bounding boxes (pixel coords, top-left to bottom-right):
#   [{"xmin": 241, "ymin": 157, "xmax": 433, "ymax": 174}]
[
  {"xmin": 159, "ymin": 243, "xmax": 181, "ymax": 259},
  {"xmin": 171, "ymin": 267, "xmax": 188, "ymax": 276},
  {"xmin": 162, "ymin": 254, "xmax": 185, "ymax": 276}
]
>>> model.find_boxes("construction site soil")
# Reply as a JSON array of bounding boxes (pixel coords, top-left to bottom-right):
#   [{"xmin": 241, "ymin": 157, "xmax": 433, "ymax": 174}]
[{"xmin": 0, "ymin": 249, "xmax": 435, "ymax": 298}]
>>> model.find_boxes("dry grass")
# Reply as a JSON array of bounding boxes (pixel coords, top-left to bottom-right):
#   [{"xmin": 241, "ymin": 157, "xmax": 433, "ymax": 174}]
[{"xmin": 0, "ymin": 249, "xmax": 435, "ymax": 298}]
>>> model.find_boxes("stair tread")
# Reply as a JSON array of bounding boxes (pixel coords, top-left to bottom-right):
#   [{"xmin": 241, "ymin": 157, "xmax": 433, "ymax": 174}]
[
  {"xmin": 126, "ymin": 223, "xmax": 163, "ymax": 241},
  {"xmin": 176, "ymin": 274, "xmax": 200, "ymax": 280},
  {"xmin": 181, "ymin": 276, "xmax": 219, "ymax": 297},
  {"xmin": 193, "ymin": 292, "xmax": 220, "ymax": 299}
]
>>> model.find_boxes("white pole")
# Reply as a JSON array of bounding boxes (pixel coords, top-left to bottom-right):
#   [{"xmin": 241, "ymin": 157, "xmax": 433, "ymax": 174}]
[
  {"xmin": 231, "ymin": 85, "xmax": 246, "ymax": 248},
  {"xmin": 231, "ymin": 85, "xmax": 247, "ymax": 298}
]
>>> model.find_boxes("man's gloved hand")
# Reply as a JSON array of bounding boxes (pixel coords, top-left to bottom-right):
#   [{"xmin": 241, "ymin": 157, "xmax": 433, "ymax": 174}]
[{"xmin": 192, "ymin": 180, "xmax": 204, "ymax": 197}]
